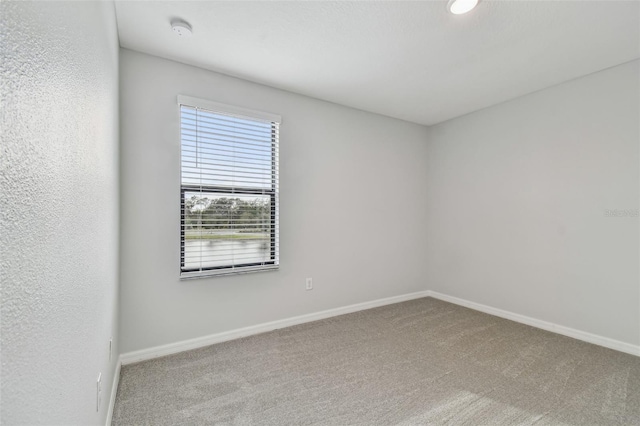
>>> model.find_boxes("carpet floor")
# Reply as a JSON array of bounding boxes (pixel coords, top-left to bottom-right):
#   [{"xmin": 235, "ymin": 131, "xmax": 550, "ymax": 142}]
[{"xmin": 112, "ymin": 297, "xmax": 640, "ymax": 425}]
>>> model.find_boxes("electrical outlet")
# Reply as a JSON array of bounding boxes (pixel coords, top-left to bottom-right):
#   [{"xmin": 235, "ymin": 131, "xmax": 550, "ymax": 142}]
[
  {"xmin": 305, "ymin": 277, "xmax": 313, "ymax": 290},
  {"xmin": 96, "ymin": 373, "xmax": 102, "ymax": 412}
]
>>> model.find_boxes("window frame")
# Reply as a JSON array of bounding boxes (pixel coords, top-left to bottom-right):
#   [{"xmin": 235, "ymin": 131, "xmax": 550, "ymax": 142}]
[{"xmin": 178, "ymin": 95, "xmax": 280, "ymax": 279}]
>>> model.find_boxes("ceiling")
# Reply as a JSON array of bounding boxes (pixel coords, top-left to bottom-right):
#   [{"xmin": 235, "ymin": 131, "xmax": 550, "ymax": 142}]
[{"xmin": 114, "ymin": 1, "xmax": 640, "ymax": 126}]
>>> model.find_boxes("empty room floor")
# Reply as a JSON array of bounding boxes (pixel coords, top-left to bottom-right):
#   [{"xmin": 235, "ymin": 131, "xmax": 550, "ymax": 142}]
[{"xmin": 112, "ymin": 298, "xmax": 640, "ymax": 425}]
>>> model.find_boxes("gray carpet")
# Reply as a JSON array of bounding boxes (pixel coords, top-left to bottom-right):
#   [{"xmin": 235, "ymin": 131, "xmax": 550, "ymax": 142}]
[{"xmin": 112, "ymin": 297, "xmax": 640, "ymax": 425}]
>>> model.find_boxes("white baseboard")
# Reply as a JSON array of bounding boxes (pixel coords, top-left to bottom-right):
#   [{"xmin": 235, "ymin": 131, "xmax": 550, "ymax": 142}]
[
  {"xmin": 105, "ymin": 357, "xmax": 121, "ymax": 426},
  {"xmin": 428, "ymin": 291, "xmax": 640, "ymax": 357},
  {"xmin": 120, "ymin": 290, "xmax": 431, "ymax": 365},
  {"xmin": 119, "ymin": 288, "xmax": 639, "ymax": 366}
]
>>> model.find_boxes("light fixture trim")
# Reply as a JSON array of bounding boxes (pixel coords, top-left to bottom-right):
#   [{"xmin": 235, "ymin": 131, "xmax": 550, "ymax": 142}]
[
  {"xmin": 447, "ymin": 0, "xmax": 479, "ymax": 15},
  {"xmin": 171, "ymin": 19, "xmax": 192, "ymax": 37}
]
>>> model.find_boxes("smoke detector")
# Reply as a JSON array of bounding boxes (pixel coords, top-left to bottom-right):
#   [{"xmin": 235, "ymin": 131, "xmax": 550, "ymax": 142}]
[{"xmin": 171, "ymin": 19, "xmax": 192, "ymax": 37}]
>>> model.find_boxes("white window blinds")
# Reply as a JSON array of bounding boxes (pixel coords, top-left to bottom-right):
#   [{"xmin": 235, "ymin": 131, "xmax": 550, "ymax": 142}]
[{"xmin": 178, "ymin": 96, "xmax": 280, "ymax": 278}]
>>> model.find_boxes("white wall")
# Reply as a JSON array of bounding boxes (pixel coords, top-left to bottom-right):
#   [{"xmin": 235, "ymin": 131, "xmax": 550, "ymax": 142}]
[
  {"xmin": 119, "ymin": 49, "xmax": 430, "ymax": 354},
  {"xmin": 425, "ymin": 60, "xmax": 640, "ymax": 346},
  {"xmin": 0, "ymin": 1, "xmax": 120, "ymax": 424}
]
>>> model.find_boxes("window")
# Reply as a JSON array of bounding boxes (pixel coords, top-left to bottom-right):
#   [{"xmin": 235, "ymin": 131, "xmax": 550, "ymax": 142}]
[{"xmin": 178, "ymin": 95, "xmax": 280, "ymax": 278}]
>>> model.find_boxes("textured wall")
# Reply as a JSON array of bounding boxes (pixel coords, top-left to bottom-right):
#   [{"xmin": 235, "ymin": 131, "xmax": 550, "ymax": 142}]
[
  {"xmin": 0, "ymin": 1, "xmax": 120, "ymax": 424},
  {"xmin": 119, "ymin": 49, "xmax": 430, "ymax": 354},
  {"xmin": 425, "ymin": 60, "xmax": 640, "ymax": 345}
]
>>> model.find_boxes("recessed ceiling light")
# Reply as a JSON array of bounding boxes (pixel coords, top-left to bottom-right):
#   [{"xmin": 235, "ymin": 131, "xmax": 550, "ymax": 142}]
[
  {"xmin": 447, "ymin": 0, "xmax": 479, "ymax": 15},
  {"xmin": 171, "ymin": 19, "xmax": 192, "ymax": 37}
]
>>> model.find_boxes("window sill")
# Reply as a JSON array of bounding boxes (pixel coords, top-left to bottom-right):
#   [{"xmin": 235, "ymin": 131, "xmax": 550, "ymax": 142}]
[{"xmin": 180, "ymin": 264, "xmax": 279, "ymax": 280}]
